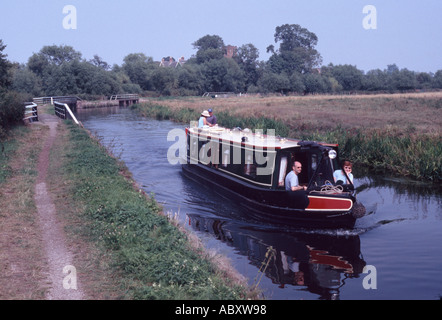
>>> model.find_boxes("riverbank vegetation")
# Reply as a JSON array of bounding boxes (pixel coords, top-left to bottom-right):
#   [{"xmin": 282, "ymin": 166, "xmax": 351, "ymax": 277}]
[
  {"xmin": 58, "ymin": 121, "xmax": 251, "ymax": 299},
  {"xmin": 132, "ymin": 93, "xmax": 441, "ymax": 182}
]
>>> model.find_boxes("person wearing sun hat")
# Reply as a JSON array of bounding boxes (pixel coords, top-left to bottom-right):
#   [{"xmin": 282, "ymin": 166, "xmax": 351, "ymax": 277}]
[
  {"xmin": 198, "ymin": 110, "xmax": 210, "ymax": 128},
  {"xmin": 207, "ymin": 108, "xmax": 217, "ymax": 125}
]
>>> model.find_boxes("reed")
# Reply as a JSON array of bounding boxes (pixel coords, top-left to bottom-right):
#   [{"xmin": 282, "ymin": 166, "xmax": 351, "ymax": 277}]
[{"xmin": 134, "ymin": 93, "xmax": 441, "ymax": 182}]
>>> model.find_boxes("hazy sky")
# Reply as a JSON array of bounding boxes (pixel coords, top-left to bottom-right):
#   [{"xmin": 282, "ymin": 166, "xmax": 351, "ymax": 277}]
[{"xmin": 1, "ymin": 0, "xmax": 441, "ymax": 72}]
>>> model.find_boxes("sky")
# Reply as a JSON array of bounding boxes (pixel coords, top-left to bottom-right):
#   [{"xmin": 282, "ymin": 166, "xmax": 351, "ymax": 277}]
[{"xmin": 1, "ymin": 0, "xmax": 441, "ymax": 73}]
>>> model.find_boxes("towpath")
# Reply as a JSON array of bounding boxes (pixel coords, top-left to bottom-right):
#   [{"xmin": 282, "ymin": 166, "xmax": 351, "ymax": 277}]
[{"xmin": 33, "ymin": 113, "xmax": 85, "ymax": 300}]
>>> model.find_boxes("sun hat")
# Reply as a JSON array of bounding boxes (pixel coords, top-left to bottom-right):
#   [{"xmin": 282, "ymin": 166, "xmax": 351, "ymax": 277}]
[{"xmin": 201, "ymin": 110, "xmax": 210, "ymax": 117}]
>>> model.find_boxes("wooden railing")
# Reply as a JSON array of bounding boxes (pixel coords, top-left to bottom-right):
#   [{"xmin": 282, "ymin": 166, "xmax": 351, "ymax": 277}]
[
  {"xmin": 54, "ymin": 101, "xmax": 80, "ymax": 125},
  {"xmin": 23, "ymin": 102, "xmax": 38, "ymax": 122},
  {"xmin": 202, "ymin": 92, "xmax": 235, "ymax": 98},
  {"xmin": 33, "ymin": 96, "xmax": 81, "ymax": 105},
  {"xmin": 110, "ymin": 94, "xmax": 139, "ymax": 101}
]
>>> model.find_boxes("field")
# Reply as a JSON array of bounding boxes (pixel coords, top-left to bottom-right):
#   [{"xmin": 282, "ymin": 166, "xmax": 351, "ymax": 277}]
[
  {"xmin": 142, "ymin": 92, "xmax": 442, "ymax": 136},
  {"xmin": 135, "ymin": 92, "xmax": 442, "ymax": 181}
]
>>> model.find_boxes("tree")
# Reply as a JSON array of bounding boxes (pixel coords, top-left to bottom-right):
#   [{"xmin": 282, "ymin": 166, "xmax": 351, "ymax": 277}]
[
  {"xmin": 289, "ymin": 72, "xmax": 306, "ymax": 93},
  {"xmin": 267, "ymin": 24, "xmax": 322, "ymax": 74},
  {"xmin": 257, "ymin": 71, "xmax": 291, "ymax": 94},
  {"xmin": 393, "ymin": 68, "xmax": 417, "ymax": 91},
  {"xmin": 201, "ymin": 58, "xmax": 244, "ymax": 93},
  {"xmin": 89, "ymin": 55, "xmax": 110, "ymax": 70},
  {"xmin": 234, "ymin": 43, "xmax": 260, "ymax": 89},
  {"xmin": 433, "ymin": 70, "xmax": 442, "ymax": 89},
  {"xmin": 302, "ymin": 73, "xmax": 329, "ymax": 94},
  {"xmin": 151, "ymin": 67, "xmax": 177, "ymax": 95},
  {"xmin": 416, "ymin": 72, "xmax": 433, "ymax": 89},
  {"xmin": 363, "ymin": 69, "xmax": 387, "ymax": 91},
  {"xmin": 0, "ymin": 40, "xmax": 12, "ymax": 88},
  {"xmin": 35, "ymin": 45, "xmax": 82, "ymax": 66},
  {"xmin": 322, "ymin": 64, "xmax": 364, "ymax": 91},
  {"xmin": 177, "ymin": 64, "xmax": 204, "ymax": 95},
  {"xmin": 122, "ymin": 53, "xmax": 155, "ymax": 91},
  {"xmin": 0, "ymin": 40, "xmax": 25, "ymax": 135},
  {"xmin": 11, "ymin": 64, "xmax": 43, "ymax": 96},
  {"xmin": 192, "ymin": 35, "xmax": 225, "ymax": 64}
]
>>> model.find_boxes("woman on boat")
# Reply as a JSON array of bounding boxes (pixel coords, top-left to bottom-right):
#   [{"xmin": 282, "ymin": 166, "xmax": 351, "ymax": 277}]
[
  {"xmin": 333, "ymin": 160, "xmax": 354, "ymax": 184},
  {"xmin": 198, "ymin": 110, "xmax": 210, "ymax": 128}
]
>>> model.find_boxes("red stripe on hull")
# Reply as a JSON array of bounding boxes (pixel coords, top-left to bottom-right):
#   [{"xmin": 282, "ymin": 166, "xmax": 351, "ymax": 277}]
[{"xmin": 306, "ymin": 196, "xmax": 353, "ymax": 211}]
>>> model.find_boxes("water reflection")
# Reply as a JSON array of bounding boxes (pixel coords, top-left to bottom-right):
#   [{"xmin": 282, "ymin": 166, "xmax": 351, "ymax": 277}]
[{"xmin": 188, "ymin": 214, "xmax": 366, "ymax": 300}]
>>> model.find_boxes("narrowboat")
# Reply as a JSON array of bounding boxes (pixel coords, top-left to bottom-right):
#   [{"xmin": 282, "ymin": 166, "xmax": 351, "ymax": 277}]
[{"xmin": 182, "ymin": 126, "xmax": 366, "ymax": 228}]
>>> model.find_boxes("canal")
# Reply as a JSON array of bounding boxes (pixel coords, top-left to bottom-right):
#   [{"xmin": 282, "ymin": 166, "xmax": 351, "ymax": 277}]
[{"xmin": 76, "ymin": 106, "xmax": 442, "ymax": 300}]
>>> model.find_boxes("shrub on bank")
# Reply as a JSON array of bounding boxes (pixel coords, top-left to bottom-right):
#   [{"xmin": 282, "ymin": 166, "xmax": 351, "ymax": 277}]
[{"xmin": 0, "ymin": 89, "xmax": 26, "ymax": 138}]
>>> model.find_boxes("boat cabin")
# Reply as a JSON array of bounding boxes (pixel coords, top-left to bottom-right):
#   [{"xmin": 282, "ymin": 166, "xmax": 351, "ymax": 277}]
[{"xmin": 185, "ymin": 126, "xmax": 352, "ymax": 191}]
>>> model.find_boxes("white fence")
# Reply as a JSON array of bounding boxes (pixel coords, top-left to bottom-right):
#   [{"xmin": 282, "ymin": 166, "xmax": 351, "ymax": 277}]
[
  {"xmin": 54, "ymin": 101, "xmax": 80, "ymax": 125},
  {"xmin": 23, "ymin": 102, "xmax": 38, "ymax": 122}
]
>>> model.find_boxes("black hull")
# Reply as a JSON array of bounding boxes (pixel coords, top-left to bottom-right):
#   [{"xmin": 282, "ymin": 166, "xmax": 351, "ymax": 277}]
[{"xmin": 182, "ymin": 163, "xmax": 357, "ymax": 229}]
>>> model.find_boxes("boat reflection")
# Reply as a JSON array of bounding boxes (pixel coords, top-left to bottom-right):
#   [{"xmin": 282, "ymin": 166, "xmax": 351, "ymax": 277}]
[{"xmin": 187, "ymin": 214, "xmax": 366, "ymax": 300}]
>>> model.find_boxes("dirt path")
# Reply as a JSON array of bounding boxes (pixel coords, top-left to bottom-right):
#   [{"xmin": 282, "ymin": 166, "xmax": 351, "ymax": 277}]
[{"xmin": 34, "ymin": 114, "xmax": 85, "ymax": 300}]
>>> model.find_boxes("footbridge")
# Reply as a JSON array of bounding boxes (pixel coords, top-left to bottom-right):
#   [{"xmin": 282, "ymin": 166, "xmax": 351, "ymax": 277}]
[{"xmin": 110, "ymin": 94, "xmax": 139, "ymax": 107}]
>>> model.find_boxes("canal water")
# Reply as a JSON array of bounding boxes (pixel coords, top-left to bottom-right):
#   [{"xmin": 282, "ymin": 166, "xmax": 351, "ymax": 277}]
[{"xmin": 76, "ymin": 107, "xmax": 442, "ymax": 300}]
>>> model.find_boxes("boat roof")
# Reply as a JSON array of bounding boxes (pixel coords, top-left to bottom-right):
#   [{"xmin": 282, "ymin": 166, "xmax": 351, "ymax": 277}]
[{"xmin": 187, "ymin": 126, "xmax": 338, "ymax": 150}]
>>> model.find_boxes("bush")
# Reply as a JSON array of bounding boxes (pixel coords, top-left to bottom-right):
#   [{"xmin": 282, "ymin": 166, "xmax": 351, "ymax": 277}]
[{"xmin": 0, "ymin": 89, "xmax": 25, "ymax": 134}]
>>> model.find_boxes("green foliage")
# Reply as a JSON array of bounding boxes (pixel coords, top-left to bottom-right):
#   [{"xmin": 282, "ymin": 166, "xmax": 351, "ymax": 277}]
[
  {"xmin": 296, "ymin": 126, "xmax": 441, "ymax": 182},
  {"xmin": 0, "ymin": 131, "xmax": 17, "ymax": 183},
  {"xmin": 0, "ymin": 89, "xmax": 26, "ymax": 133},
  {"xmin": 0, "ymin": 40, "xmax": 12, "ymax": 88},
  {"xmin": 64, "ymin": 123, "xmax": 247, "ymax": 299},
  {"xmin": 4, "ymin": 31, "xmax": 442, "ymax": 98}
]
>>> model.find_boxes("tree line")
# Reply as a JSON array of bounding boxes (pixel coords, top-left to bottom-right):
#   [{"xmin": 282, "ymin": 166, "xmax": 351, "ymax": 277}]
[{"xmin": 3, "ymin": 23, "xmax": 442, "ymax": 101}]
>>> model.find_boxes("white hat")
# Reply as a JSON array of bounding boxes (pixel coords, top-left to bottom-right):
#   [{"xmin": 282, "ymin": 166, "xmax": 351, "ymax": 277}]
[{"xmin": 201, "ymin": 110, "xmax": 210, "ymax": 117}]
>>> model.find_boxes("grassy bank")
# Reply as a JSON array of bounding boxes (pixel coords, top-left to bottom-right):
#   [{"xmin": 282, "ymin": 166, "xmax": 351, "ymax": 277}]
[
  {"xmin": 132, "ymin": 93, "xmax": 441, "ymax": 182},
  {"xmin": 59, "ymin": 121, "xmax": 251, "ymax": 299}
]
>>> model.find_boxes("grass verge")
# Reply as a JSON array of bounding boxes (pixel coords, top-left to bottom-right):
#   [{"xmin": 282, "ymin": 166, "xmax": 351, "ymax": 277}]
[{"xmin": 57, "ymin": 121, "xmax": 253, "ymax": 299}]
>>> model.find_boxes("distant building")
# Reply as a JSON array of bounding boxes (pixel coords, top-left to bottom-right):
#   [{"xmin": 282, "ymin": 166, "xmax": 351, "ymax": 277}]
[
  {"xmin": 224, "ymin": 45, "xmax": 236, "ymax": 58},
  {"xmin": 159, "ymin": 56, "xmax": 186, "ymax": 68}
]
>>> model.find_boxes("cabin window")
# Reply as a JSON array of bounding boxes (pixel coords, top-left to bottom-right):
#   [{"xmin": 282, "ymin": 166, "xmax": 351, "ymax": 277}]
[
  {"xmin": 244, "ymin": 153, "xmax": 256, "ymax": 178},
  {"xmin": 200, "ymin": 141, "xmax": 207, "ymax": 164},
  {"xmin": 278, "ymin": 156, "xmax": 288, "ymax": 187},
  {"xmin": 189, "ymin": 136, "xmax": 199, "ymax": 162},
  {"xmin": 217, "ymin": 144, "xmax": 273, "ymax": 186},
  {"xmin": 254, "ymin": 150, "xmax": 274, "ymax": 185},
  {"xmin": 311, "ymin": 153, "xmax": 318, "ymax": 171},
  {"xmin": 222, "ymin": 149, "xmax": 230, "ymax": 168}
]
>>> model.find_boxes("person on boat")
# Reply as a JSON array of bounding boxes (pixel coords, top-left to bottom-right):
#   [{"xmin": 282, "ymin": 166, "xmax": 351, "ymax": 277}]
[
  {"xmin": 206, "ymin": 108, "xmax": 217, "ymax": 126},
  {"xmin": 285, "ymin": 161, "xmax": 307, "ymax": 191},
  {"xmin": 198, "ymin": 110, "xmax": 210, "ymax": 128},
  {"xmin": 333, "ymin": 160, "xmax": 354, "ymax": 184}
]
